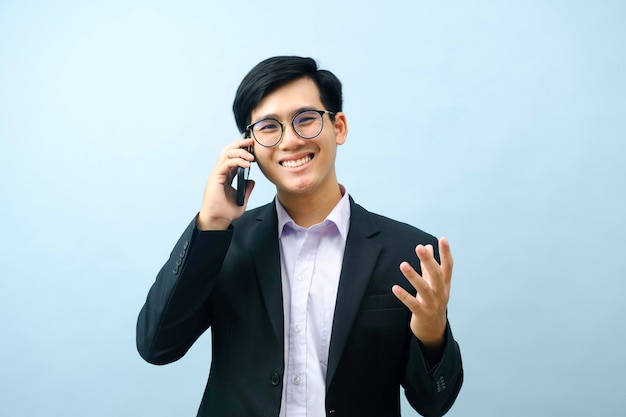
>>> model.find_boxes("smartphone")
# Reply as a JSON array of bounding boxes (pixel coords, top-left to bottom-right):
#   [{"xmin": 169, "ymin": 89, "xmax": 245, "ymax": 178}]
[{"xmin": 236, "ymin": 131, "xmax": 252, "ymax": 206}]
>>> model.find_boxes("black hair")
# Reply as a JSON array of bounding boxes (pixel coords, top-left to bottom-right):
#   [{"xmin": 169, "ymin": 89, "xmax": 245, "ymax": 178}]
[{"xmin": 232, "ymin": 56, "xmax": 343, "ymax": 133}]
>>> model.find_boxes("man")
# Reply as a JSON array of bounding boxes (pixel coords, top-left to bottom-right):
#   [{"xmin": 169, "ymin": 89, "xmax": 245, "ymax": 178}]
[{"xmin": 137, "ymin": 56, "xmax": 463, "ymax": 417}]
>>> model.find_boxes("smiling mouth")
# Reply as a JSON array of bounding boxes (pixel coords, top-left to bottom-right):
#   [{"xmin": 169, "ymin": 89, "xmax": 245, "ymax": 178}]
[{"xmin": 280, "ymin": 154, "xmax": 314, "ymax": 168}]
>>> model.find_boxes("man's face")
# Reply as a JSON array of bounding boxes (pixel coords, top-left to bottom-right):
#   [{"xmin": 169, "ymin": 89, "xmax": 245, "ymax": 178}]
[{"xmin": 249, "ymin": 77, "xmax": 347, "ymax": 200}]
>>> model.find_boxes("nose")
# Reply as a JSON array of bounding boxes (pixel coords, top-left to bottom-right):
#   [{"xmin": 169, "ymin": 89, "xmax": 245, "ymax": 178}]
[{"xmin": 278, "ymin": 123, "xmax": 306, "ymax": 150}]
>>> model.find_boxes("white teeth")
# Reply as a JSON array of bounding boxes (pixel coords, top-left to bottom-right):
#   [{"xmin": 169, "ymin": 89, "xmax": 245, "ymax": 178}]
[{"xmin": 281, "ymin": 155, "xmax": 312, "ymax": 168}]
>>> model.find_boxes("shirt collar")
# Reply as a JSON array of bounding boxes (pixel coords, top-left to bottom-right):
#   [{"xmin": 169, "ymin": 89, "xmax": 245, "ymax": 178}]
[{"xmin": 276, "ymin": 184, "xmax": 351, "ymax": 239}]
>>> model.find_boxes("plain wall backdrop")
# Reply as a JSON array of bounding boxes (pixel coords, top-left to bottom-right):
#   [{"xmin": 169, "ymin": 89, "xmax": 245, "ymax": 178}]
[{"xmin": 1, "ymin": 1, "xmax": 624, "ymax": 416}]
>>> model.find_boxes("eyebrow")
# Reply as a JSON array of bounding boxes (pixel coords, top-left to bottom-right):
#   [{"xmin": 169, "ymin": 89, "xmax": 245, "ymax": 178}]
[{"xmin": 253, "ymin": 106, "xmax": 320, "ymax": 123}]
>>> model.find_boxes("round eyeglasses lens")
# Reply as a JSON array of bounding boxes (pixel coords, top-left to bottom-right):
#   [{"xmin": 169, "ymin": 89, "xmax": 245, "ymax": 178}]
[
  {"xmin": 293, "ymin": 111, "xmax": 324, "ymax": 139},
  {"xmin": 251, "ymin": 119, "xmax": 282, "ymax": 147}
]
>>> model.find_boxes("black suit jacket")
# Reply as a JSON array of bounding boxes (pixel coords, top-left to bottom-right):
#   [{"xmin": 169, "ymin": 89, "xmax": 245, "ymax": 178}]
[{"xmin": 137, "ymin": 198, "xmax": 462, "ymax": 417}]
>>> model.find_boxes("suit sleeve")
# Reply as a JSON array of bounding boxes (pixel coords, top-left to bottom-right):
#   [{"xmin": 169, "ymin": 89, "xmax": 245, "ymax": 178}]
[
  {"xmin": 136, "ymin": 215, "xmax": 233, "ymax": 365},
  {"xmin": 403, "ymin": 321, "xmax": 463, "ymax": 417}
]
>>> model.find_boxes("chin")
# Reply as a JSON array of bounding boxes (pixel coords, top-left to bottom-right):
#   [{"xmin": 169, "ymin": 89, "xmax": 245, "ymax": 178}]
[{"xmin": 278, "ymin": 179, "xmax": 316, "ymax": 196}]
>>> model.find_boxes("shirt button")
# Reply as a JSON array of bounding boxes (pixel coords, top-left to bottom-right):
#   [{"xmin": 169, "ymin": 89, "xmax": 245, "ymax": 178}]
[
  {"xmin": 297, "ymin": 274, "xmax": 305, "ymax": 281},
  {"xmin": 293, "ymin": 375, "xmax": 301, "ymax": 385},
  {"xmin": 295, "ymin": 324, "xmax": 303, "ymax": 333}
]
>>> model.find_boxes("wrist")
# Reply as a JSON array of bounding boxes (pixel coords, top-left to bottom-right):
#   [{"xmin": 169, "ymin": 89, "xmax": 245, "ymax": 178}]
[
  {"xmin": 197, "ymin": 212, "xmax": 231, "ymax": 231},
  {"xmin": 414, "ymin": 318, "xmax": 447, "ymax": 349}
]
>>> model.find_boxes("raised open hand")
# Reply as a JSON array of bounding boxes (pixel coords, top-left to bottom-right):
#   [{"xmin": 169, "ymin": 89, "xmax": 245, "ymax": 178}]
[{"xmin": 392, "ymin": 237, "xmax": 453, "ymax": 349}]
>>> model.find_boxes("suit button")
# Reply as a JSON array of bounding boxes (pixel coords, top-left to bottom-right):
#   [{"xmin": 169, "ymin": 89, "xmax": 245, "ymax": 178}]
[
  {"xmin": 436, "ymin": 376, "xmax": 447, "ymax": 392},
  {"xmin": 270, "ymin": 373, "xmax": 281, "ymax": 386}
]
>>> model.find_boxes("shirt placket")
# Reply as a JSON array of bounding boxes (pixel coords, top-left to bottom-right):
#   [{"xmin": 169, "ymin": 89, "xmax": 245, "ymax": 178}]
[{"xmin": 286, "ymin": 228, "xmax": 319, "ymax": 415}]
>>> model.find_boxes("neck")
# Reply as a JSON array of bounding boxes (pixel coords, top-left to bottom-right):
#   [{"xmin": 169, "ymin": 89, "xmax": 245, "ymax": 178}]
[{"xmin": 277, "ymin": 184, "xmax": 343, "ymax": 228}]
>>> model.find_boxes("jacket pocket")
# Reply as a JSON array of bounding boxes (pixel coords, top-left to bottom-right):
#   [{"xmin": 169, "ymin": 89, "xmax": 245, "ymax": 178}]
[{"xmin": 359, "ymin": 294, "xmax": 404, "ymax": 310}]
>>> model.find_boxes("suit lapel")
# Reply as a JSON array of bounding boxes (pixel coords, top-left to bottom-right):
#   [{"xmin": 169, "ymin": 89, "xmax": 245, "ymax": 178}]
[
  {"xmin": 248, "ymin": 202, "xmax": 284, "ymax": 347},
  {"xmin": 326, "ymin": 199, "xmax": 381, "ymax": 389}
]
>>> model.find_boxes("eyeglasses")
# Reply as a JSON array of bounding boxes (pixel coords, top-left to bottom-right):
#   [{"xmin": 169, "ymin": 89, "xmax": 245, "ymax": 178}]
[{"xmin": 246, "ymin": 110, "xmax": 334, "ymax": 147}]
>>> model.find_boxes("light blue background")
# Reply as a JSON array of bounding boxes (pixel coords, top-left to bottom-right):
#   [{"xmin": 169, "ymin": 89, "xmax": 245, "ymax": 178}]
[{"xmin": 1, "ymin": 1, "xmax": 624, "ymax": 416}]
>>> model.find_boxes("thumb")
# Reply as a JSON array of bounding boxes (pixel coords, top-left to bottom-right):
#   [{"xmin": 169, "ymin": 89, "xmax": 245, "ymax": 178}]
[{"xmin": 243, "ymin": 180, "xmax": 256, "ymax": 204}]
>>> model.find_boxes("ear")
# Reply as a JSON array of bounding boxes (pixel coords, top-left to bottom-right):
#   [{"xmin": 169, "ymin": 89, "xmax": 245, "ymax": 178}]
[{"xmin": 333, "ymin": 112, "xmax": 348, "ymax": 145}]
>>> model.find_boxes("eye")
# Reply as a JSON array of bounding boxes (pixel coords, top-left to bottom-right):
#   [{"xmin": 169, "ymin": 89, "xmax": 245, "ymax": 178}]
[
  {"xmin": 255, "ymin": 119, "xmax": 280, "ymax": 132},
  {"xmin": 294, "ymin": 112, "xmax": 318, "ymax": 126}
]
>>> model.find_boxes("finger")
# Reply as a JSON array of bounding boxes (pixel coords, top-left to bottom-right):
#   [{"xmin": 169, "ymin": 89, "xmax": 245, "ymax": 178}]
[
  {"xmin": 220, "ymin": 138, "xmax": 255, "ymax": 161},
  {"xmin": 439, "ymin": 237, "xmax": 454, "ymax": 285},
  {"xmin": 391, "ymin": 284, "xmax": 424, "ymax": 315},
  {"xmin": 242, "ymin": 179, "xmax": 256, "ymax": 205},
  {"xmin": 235, "ymin": 136, "xmax": 255, "ymax": 150},
  {"xmin": 399, "ymin": 261, "xmax": 431, "ymax": 299},
  {"xmin": 218, "ymin": 155, "xmax": 253, "ymax": 184},
  {"xmin": 238, "ymin": 137, "xmax": 255, "ymax": 157},
  {"xmin": 415, "ymin": 245, "xmax": 441, "ymax": 282},
  {"xmin": 224, "ymin": 148, "xmax": 255, "ymax": 164}
]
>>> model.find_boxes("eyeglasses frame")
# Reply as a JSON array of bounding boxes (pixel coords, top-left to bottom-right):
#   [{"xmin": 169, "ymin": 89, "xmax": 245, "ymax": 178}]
[{"xmin": 245, "ymin": 109, "xmax": 335, "ymax": 148}]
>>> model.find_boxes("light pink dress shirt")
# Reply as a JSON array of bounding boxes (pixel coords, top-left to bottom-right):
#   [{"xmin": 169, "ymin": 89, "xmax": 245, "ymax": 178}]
[{"xmin": 276, "ymin": 187, "xmax": 351, "ymax": 417}]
